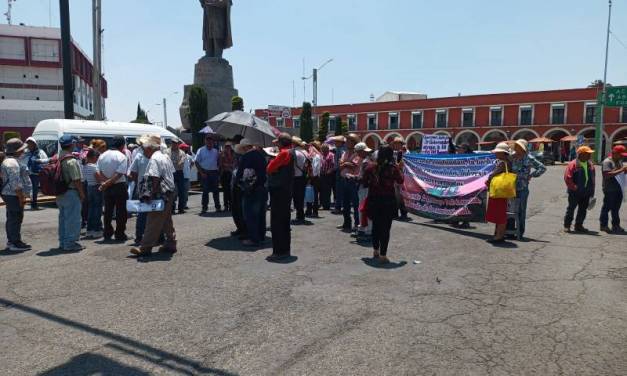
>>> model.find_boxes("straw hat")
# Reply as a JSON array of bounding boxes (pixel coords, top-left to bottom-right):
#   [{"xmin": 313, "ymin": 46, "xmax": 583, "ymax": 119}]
[
  {"xmin": 5, "ymin": 138, "xmax": 27, "ymax": 154},
  {"xmin": 329, "ymin": 135, "xmax": 346, "ymax": 143},
  {"xmin": 346, "ymin": 133, "xmax": 360, "ymax": 143},
  {"xmin": 491, "ymin": 142, "xmax": 512, "ymax": 155},
  {"xmin": 291, "ymin": 136, "xmax": 303, "ymax": 145},
  {"xmin": 392, "ymin": 136, "xmax": 405, "ymax": 144},
  {"xmin": 140, "ymin": 134, "xmax": 161, "ymax": 149},
  {"xmin": 515, "ymin": 139, "xmax": 529, "ymax": 153}
]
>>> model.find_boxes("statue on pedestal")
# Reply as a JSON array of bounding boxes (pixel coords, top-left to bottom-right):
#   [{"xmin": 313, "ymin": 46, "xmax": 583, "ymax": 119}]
[{"xmin": 200, "ymin": 0, "xmax": 233, "ymax": 59}]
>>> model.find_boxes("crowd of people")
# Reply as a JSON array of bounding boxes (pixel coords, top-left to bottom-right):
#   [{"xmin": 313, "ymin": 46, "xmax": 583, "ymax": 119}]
[{"xmin": 0, "ymin": 131, "xmax": 624, "ymax": 261}]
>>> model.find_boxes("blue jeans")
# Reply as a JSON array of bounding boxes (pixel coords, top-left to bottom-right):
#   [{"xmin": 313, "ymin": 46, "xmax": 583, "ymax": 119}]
[
  {"xmin": 342, "ymin": 179, "xmax": 360, "ymax": 228},
  {"xmin": 56, "ymin": 189, "xmax": 82, "ymax": 249},
  {"xmin": 242, "ymin": 186, "xmax": 267, "ymax": 243},
  {"xmin": 200, "ymin": 170, "xmax": 220, "ymax": 210},
  {"xmin": 600, "ymin": 190, "xmax": 623, "ymax": 228},
  {"xmin": 516, "ymin": 188, "xmax": 529, "ymax": 237},
  {"xmin": 87, "ymin": 185, "xmax": 103, "ymax": 232},
  {"xmin": 29, "ymin": 175, "xmax": 39, "ymax": 207}
]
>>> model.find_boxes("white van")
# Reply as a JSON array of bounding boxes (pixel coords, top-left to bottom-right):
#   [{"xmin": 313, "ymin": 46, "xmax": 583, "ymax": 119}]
[{"xmin": 31, "ymin": 119, "xmax": 177, "ymax": 157}]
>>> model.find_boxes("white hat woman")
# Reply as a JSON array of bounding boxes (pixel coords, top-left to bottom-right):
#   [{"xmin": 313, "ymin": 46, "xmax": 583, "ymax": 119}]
[{"xmin": 485, "ymin": 142, "xmax": 513, "ymax": 244}]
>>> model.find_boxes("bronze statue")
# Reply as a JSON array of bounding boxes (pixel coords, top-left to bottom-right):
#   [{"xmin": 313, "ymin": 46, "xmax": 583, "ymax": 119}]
[{"xmin": 200, "ymin": 0, "xmax": 233, "ymax": 58}]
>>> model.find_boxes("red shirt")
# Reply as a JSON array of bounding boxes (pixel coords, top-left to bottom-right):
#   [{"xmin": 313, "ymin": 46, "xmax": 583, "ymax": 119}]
[
  {"xmin": 267, "ymin": 147, "xmax": 293, "ymax": 174},
  {"xmin": 363, "ymin": 162, "xmax": 404, "ymax": 197}
]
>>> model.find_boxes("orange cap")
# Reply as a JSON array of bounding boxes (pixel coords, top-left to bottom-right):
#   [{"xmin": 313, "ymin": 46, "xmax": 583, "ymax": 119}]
[{"xmin": 576, "ymin": 146, "xmax": 594, "ymax": 154}]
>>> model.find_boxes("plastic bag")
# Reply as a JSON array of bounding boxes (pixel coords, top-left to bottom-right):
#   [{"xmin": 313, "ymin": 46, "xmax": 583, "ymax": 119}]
[
  {"xmin": 304, "ymin": 185, "xmax": 315, "ymax": 203},
  {"xmin": 126, "ymin": 199, "xmax": 165, "ymax": 213},
  {"xmin": 489, "ymin": 164, "xmax": 517, "ymax": 199}
]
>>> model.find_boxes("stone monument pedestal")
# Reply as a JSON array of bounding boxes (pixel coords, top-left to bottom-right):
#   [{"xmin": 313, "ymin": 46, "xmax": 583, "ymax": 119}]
[{"xmin": 180, "ymin": 56, "xmax": 238, "ymax": 131}]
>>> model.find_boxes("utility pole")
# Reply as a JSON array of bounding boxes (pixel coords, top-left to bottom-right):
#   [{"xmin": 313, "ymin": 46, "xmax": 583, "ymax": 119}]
[
  {"xmin": 595, "ymin": 0, "xmax": 612, "ymax": 163},
  {"xmin": 59, "ymin": 0, "xmax": 74, "ymax": 119},
  {"xmin": 312, "ymin": 68, "xmax": 318, "ymax": 131},
  {"xmin": 92, "ymin": 0, "xmax": 103, "ymax": 120},
  {"xmin": 162, "ymin": 97, "xmax": 168, "ymax": 128}
]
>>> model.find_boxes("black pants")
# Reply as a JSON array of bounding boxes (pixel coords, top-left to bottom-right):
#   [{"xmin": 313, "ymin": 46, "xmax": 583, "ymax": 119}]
[
  {"xmin": 600, "ymin": 190, "xmax": 623, "ymax": 228},
  {"xmin": 103, "ymin": 182, "xmax": 128, "ymax": 238},
  {"xmin": 173, "ymin": 170, "xmax": 185, "ymax": 212},
  {"xmin": 220, "ymin": 171, "xmax": 233, "ymax": 210},
  {"xmin": 292, "ymin": 176, "xmax": 306, "ymax": 221},
  {"xmin": 319, "ymin": 173, "xmax": 334, "ymax": 210},
  {"xmin": 305, "ymin": 177, "xmax": 320, "ymax": 216},
  {"xmin": 270, "ymin": 188, "xmax": 292, "ymax": 256},
  {"xmin": 2, "ymin": 195, "xmax": 24, "ymax": 245},
  {"xmin": 369, "ymin": 196, "xmax": 397, "ymax": 256},
  {"xmin": 564, "ymin": 192, "xmax": 591, "ymax": 228},
  {"xmin": 231, "ymin": 185, "xmax": 247, "ymax": 235}
]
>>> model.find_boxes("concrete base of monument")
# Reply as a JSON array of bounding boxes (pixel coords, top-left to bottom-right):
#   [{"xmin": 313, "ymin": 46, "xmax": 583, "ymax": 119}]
[{"xmin": 179, "ymin": 56, "xmax": 238, "ymax": 131}]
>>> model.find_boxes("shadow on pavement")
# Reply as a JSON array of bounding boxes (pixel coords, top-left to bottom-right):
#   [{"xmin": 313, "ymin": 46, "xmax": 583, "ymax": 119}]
[
  {"xmin": 206, "ymin": 236, "xmax": 270, "ymax": 252},
  {"xmin": 39, "ymin": 352, "xmax": 150, "ymax": 376},
  {"xmin": 198, "ymin": 211, "xmax": 232, "ymax": 218},
  {"xmin": 36, "ymin": 248, "xmax": 82, "ymax": 257},
  {"xmin": 361, "ymin": 257, "xmax": 407, "ymax": 269},
  {"xmin": 0, "ymin": 298, "xmax": 236, "ymax": 376},
  {"xmin": 265, "ymin": 255, "xmax": 298, "ymax": 264},
  {"xmin": 290, "ymin": 220, "xmax": 314, "ymax": 226},
  {"xmin": 0, "ymin": 249, "xmax": 29, "ymax": 256},
  {"xmin": 126, "ymin": 252, "xmax": 174, "ymax": 263},
  {"xmin": 410, "ymin": 221, "xmax": 494, "ymax": 241}
]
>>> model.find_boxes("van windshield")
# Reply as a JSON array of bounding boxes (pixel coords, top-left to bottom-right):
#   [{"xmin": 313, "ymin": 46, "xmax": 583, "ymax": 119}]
[{"xmin": 36, "ymin": 139, "xmax": 59, "ymax": 158}]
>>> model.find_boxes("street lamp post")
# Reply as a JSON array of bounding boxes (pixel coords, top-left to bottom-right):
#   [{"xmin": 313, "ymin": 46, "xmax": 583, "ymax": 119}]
[
  {"xmin": 595, "ymin": 0, "xmax": 612, "ymax": 163},
  {"xmin": 302, "ymin": 58, "xmax": 333, "ymax": 133},
  {"xmin": 156, "ymin": 92, "xmax": 179, "ymax": 129}
]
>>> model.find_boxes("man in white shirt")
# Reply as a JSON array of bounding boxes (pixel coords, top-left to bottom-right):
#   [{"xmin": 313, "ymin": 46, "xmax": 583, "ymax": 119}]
[
  {"xmin": 129, "ymin": 139, "xmax": 151, "ymax": 245},
  {"xmin": 97, "ymin": 135, "xmax": 129, "ymax": 241},
  {"xmin": 130, "ymin": 134, "xmax": 177, "ymax": 257},
  {"xmin": 194, "ymin": 134, "xmax": 221, "ymax": 213},
  {"xmin": 291, "ymin": 136, "xmax": 309, "ymax": 223}
]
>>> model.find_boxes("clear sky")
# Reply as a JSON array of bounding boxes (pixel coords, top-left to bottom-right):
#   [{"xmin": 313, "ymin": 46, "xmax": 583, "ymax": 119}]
[{"xmin": 7, "ymin": 0, "xmax": 627, "ymax": 127}]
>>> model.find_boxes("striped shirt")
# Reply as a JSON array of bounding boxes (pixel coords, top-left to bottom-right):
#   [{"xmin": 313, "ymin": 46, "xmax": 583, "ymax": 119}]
[{"xmin": 82, "ymin": 163, "xmax": 99, "ymax": 186}]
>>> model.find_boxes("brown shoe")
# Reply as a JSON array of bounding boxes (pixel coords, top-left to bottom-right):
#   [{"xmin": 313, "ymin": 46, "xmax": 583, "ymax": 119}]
[
  {"xmin": 130, "ymin": 247, "xmax": 151, "ymax": 256},
  {"xmin": 377, "ymin": 256, "xmax": 390, "ymax": 264}
]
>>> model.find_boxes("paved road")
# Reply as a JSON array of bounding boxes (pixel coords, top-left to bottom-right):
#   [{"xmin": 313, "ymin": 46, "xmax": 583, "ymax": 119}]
[{"xmin": 0, "ymin": 166, "xmax": 625, "ymax": 375}]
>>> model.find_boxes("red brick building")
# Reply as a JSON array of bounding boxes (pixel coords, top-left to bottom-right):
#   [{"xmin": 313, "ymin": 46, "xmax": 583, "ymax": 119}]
[{"xmin": 256, "ymin": 87, "xmax": 627, "ymax": 156}]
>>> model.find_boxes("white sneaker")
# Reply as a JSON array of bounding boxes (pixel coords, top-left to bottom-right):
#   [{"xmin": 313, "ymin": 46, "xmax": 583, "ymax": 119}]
[{"xmin": 7, "ymin": 243, "xmax": 29, "ymax": 252}]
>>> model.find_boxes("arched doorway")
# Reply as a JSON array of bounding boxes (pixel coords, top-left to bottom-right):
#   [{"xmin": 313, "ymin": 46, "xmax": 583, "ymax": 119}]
[
  {"xmin": 578, "ymin": 127, "xmax": 609, "ymax": 157},
  {"xmin": 383, "ymin": 133, "xmax": 403, "ymax": 144},
  {"xmin": 544, "ymin": 128, "xmax": 571, "ymax": 162},
  {"xmin": 482, "ymin": 130, "xmax": 508, "ymax": 143},
  {"xmin": 611, "ymin": 126, "xmax": 627, "ymax": 146},
  {"xmin": 363, "ymin": 133, "xmax": 382, "ymax": 150},
  {"xmin": 406, "ymin": 132, "xmax": 423, "ymax": 152},
  {"xmin": 511, "ymin": 129, "xmax": 539, "ymax": 141},
  {"xmin": 454, "ymin": 130, "xmax": 480, "ymax": 150}
]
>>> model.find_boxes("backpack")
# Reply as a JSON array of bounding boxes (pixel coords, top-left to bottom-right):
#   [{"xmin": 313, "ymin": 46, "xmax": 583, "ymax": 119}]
[{"xmin": 39, "ymin": 154, "xmax": 75, "ymax": 196}]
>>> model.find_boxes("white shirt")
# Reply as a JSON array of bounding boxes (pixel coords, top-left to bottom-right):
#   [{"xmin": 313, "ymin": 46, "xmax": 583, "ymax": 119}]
[
  {"xmin": 194, "ymin": 146, "xmax": 219, "ymax": 171},
  {"xmin": 293, "ymin": 148, "xmax": 308, "ymax": 177},
  {"xmin": 97, "ymin": 150, "xmax": 128, "ymax": 183},
  {"xmin": 183, "ymin": 154, "xmax": 193, "ymax": 179},
  {"xmin": 145, "ymin": 150, "xmax": 176, "ymax": 194}
]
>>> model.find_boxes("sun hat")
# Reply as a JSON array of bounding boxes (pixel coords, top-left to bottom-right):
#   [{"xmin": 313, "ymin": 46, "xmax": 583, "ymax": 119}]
[
  {"xmin": 491, "ymin": 142, "xmax": 512, "ymax": 155},
  {"xmin": 515, "ymin": 139, "xmax": 529, "ymax": 153},
  {"xmin": 392, "ymin": 136, "xmax": 405, "ymax": 144},
  {"xmin": 239, "ymin": 138, "xmax": 256, "ymax": 148},
  {"xmin": 291, "ymin": 136, "xmax": 303, "ymax": 146},
  {"xmin": 5, "ymin": 138, "xmax": 27, "ymax": 154},
  {"xmin": 25, "ymin": 137, "xmax": 37, "ymax": 145},
  {"xmin": 59, "ymin": 135, "xmax": 76, "ymax": 148},
  {"xmin": 355, "ymin": 142, "xmax": 371, "ymax": 153},
  {"xmin": 140, "ymin": 134, "xmax": 161, "ymax": 149},
  {"xmin": 576, "ymin": 146, "xmax": 594, "ymax": 155},
  {"xmin": 346, "ymin": 133, "xmax": 360, "ymax": 143},
  {"xmin": 263, "ymin": 146, "xmax": 279, "ymax": 157}
]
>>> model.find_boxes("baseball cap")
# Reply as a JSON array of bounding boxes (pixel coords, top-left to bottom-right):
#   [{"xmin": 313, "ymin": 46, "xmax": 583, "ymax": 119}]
[
  {"xmin": 612, "ymin": 145, "xmax": 627, "ymax": 156},
  {"xmin": 355, "ymin": 142, "xmax": 372, "ymax": 153},
  {"xmin": 59, "ymin": 134, "xmax": 76, "ymax": 147},
  {"xmin": 576, "ymin": 146, "xmax": 594, "ymax": 154}
]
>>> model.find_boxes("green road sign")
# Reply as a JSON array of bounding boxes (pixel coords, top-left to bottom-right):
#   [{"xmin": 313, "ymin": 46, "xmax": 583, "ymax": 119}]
[{"xmin": 605, "ymin": 86, "xmax": 627, "ymax": 107}]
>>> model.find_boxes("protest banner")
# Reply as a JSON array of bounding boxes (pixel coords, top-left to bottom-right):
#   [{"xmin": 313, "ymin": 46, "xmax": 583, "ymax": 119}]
[
  {"xmin": 421, "ymin": 135, "xmax": 450, "ymax": 154},
  {"xmin": 401, "ymin": 153, "xmax": 496, "ymax": 221}
]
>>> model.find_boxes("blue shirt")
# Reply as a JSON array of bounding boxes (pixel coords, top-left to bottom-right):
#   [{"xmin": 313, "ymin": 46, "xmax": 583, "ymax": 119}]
[
  {"xmin": 194, "ymin": 146, "xmax": 219, "ymax": 171},
  {"xmin": 511, "ymin": 154, "xmax": 546, "ymax": 191}
]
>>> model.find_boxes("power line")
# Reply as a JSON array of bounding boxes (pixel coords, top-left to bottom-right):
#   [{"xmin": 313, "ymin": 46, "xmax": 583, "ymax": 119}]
[{"xmin": 610, "ymin": 30, "xmax": 627, "ymax": 51}]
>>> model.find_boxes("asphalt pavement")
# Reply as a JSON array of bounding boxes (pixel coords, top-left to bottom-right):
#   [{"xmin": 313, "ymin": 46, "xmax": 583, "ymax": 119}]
[{"xmin": 0, "ymin": 166, "xmax": 625, "ymax": 375}]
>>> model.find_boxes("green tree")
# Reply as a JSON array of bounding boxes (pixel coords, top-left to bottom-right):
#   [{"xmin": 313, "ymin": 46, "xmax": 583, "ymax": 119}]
[
  {"xmin": 340, "ymin": 120, "xmax": 349, "ymax": 135},
  {"xmin": 188, "ymin": 85, "xmax": 208, "ymax": 151},
  {"xmin": 318, "ymin": 112, "xmax": 330, "ymax": 141},
  {"xmin": 300, "ymin": 102, "xmax": 314, "ymax": 142},
  {"xmin": 131, "ymin": 102, "xmax": 151, "ymax": 124},
  {"xmin": 231, "ymin": 96, "xmax": 244, "ymax": 111}
]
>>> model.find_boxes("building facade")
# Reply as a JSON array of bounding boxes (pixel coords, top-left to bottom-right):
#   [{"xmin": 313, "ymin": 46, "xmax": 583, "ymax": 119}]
[
  {"xmin": 0, "ymin": 24, "xmax": 107, "ymax": 139},
  {"xmin": 256, "ymin": 87, "xmax": 627, "ymax": 156}
]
